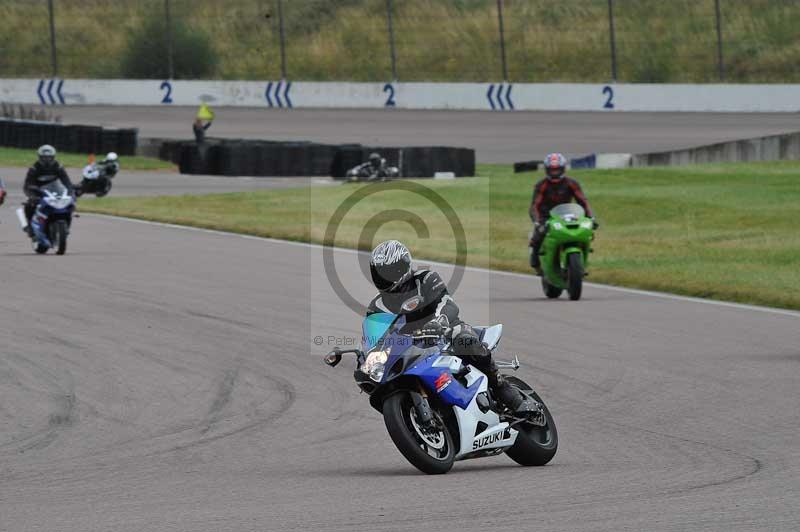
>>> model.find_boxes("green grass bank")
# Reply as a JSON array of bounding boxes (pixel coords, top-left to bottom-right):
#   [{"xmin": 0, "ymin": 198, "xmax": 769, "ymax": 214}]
[
  {"xmin": 2, "ymin": 0, "xmax": 800, "ymax": 82},
  {"xmin": 0, "ymin": 147, "xmax": 176, "ymax": 171},
  {"xmin": 81, "ymin": 163, "xmax": 800, "ymax": 311}
]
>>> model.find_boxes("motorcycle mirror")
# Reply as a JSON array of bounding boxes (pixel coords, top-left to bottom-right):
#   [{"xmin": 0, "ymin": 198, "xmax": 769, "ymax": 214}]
[
  {"xmin": 324, "ymin": 348, "xmax": 342, "ymax": 367},
  {"xmin": 481, "ymin": 324, "xmax": 503, "ymax": 351},
  {"xmin": 401, "ymin": 296, "xmax": 423, "ymax": 313}
]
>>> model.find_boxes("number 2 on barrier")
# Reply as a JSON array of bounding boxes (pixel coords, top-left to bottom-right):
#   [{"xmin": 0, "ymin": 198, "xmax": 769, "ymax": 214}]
[
  {"xmin": 383, "ymin": 83, "xmax": 396, "ymax": 107},
  {"xmin": 602, "ymin": 85, "xmax": 614, "ymax": 109},
  {"xmin": 160, "ymin": 81, "xmax": 173, "ymax": 104}
]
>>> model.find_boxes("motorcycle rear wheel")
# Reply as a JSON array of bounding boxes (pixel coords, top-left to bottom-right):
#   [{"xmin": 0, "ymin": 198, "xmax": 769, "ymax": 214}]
[
  {"xmin": 503, "ymin": 376, "xmax": 558, "ymax": 466},
  {"xmin": 567, "ymin": 253, "xmax": 583, "ymax": 301},
  {"xmin": 383, "ymin": 392, "xmax": 455, "ymax": 474},
  {"xmin": 96, "ymin": 178, "xmax": 112, "ymax": 197}
]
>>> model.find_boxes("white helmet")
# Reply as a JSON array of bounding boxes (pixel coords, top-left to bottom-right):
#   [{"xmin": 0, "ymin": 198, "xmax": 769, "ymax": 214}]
[
  {"xmin": 105, "ymin": 152, "xmax": 118, "ymax": 162},
  {"xmin": 37, "ymin": 144, "xmax": 57, "ymax": 168}
]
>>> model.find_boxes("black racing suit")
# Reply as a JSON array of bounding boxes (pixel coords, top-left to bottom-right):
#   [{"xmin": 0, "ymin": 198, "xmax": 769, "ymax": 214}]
[
  {"xmin": 23, "ymin": 161, "xmax": 74, "ymax": 221},
  {"xmin": 365, "ymin": 269, "xmax": 507, "ymax": 396},
  {"xmin": 528, "ymin": 176, "xmax": 593, "ymax": 268},
  {"xmin": 347, "ymin": 159, "xmax": 398, "ymax": 182},
  {"xmin": 193, "ymin": 121, "xmax": 212, "ymax": 143}
]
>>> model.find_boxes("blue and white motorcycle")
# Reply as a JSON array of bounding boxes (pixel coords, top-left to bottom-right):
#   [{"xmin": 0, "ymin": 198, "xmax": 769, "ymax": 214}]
[
  {"xmin": 324, "ymin": 298, "xmax": 558, "ymax": 474},
  {"xmin": 17, "ymin": 181, "xmax": 76, "ymax": 255}
]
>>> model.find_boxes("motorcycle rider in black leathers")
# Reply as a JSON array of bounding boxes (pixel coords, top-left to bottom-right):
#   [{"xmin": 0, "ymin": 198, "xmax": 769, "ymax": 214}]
[
  {"xmin": 347, "ymin": 152, "xmax": 399, "ymax": 182},
  {"xmin": 23, "ymin": 145, "xmax": 74, "ymax": 231},
  {"xmin": 366, "ymin": 240, "xmax": 538, "ymax": 415},
  {"xmin": 528, "ymin": 152, "xmax": 595, "ymax": 273}
]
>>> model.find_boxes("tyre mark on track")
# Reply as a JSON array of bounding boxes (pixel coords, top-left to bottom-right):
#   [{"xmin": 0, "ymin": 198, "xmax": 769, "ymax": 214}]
[
  {"xmin": 603, "ymin": 419, "xmax": 764, "ymax": 495},
  {"xmin": 160, "ymin": 374, "xmax": 296, "ymax": 454},
  {"xmin": 202, "ymin": 368, "xmax": 239, "ymax": 434}
]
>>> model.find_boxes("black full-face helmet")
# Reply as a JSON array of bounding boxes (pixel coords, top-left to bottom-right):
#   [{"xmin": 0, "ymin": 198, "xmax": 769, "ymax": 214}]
[{"xmin": 369, "ymin": 240, "xmax": 413, "ymax": 293}]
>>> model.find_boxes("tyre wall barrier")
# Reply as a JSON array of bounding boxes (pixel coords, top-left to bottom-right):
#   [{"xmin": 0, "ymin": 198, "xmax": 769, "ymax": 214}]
[
  {"xmin": 0, "ymin": 118, "xmax": 138, "ymax": 155},
  {"xmin": 160, "ymin": 139, "xmax": 475, "ymax": 178}
]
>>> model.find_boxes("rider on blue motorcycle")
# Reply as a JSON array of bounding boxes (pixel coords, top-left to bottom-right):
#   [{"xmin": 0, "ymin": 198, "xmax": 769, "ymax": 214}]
[
  {"xmin": 367, "ymin": 240, "xmax": 538, "ymax": 415},
  {"xmin": 23, "ymin": 145, "xmax": 74, "ymax": 229}
]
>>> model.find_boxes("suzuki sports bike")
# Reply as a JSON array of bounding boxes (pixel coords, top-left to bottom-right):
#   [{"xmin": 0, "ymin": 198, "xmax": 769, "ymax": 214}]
[
  {"xmin": 538, "ymin": 203, "xmax": 596, "ymax": 301},
  {"xmin": 16, "ymin": 181, "xmax": 76, "ymax": 255},
  {"xmin": 324, "ymin": 301, "xmax": 558, "ymax": 474},
  {"xmin": 77, "ymin": 161, "xmax": 117, "ymax": 197}
]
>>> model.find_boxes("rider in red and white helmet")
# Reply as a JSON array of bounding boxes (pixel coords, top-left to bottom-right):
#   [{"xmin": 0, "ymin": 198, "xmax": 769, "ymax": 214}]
[{"xmin": 528, "ymin": 153, "xmax": 595, "ymax": 273}]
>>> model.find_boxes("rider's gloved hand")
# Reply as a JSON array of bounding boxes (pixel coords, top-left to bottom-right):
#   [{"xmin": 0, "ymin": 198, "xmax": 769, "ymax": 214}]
[
  {"xmin": 591, "ymin": 218, "xmax": 600, "ymax": 229},
  {"xmin": 415, "ymin": 319, "xmax": 444, "ymax": 339}
]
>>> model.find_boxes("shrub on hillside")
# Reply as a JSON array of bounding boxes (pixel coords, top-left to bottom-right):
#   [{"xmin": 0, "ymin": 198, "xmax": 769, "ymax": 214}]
[{"xmin": 121, "ymin": 16, "xmax": 217, "ymax": 79}]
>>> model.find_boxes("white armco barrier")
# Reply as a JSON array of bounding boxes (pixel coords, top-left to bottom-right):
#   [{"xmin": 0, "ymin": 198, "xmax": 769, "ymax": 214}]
[{"xmin": 2, "ymin": 78, "xmax": 800, "ymax": 112}]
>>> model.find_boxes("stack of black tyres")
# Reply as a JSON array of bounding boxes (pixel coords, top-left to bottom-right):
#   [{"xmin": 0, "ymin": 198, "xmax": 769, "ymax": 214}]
[
  {"xmin": 0, "ymin": 119, "xmax": 137, "ymax": 155},
  {"xmin": 158, "ymin": 138, "xmax": 475, "ymax": 178}
]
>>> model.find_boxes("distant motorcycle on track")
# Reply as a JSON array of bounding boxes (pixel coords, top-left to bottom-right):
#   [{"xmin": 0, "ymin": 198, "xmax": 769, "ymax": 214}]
[
  {"xmin": 17, "ymin": 181, "xmax": 76, "ymax": 255},
  {"xmin": 324, "ymin": 304, "xmax": 558, "ymax": 474},
  {"xmin": 537, "ymin": 203, "xmax": 597, "ymax": 301},
  {"xmin": 76, "ymin": 152, "xmax": 119, "ymax": 198}
]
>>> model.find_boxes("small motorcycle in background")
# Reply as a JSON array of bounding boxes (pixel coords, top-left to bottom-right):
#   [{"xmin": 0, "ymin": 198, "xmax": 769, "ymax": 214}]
[
  {"xmin": 16, "ymin": 181, "xmax": 76, "ymax": 255},
  {"xmin": 77, "ymin": 152, "xmax": 119, "ymax": 197}
]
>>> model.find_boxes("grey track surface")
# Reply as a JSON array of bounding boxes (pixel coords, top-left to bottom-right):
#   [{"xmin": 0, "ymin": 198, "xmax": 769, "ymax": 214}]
[
  {"xmin": 0, "ymin": 167, "xmax": 335, "ymax": 197},
  {"xmin": 48, "ymin": 105, "xmax": 800, "ymax": 163},
  {"xmin": 2, "ymin": 205, "xmax": 799, "ymax": 531}
]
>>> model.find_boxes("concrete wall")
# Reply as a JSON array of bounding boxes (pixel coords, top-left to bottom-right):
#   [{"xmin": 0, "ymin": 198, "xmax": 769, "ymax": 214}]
[
  {"xmin": 631, "ymin": 131, "xmax": 800, "ymax": 166},
  {"xmin": 3, "ymin": 78, "xmax": 800, "ymax": 112}
]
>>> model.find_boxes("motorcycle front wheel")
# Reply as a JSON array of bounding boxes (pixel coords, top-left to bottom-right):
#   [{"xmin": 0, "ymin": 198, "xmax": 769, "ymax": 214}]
[
  {"xmin": 54, "ymin": 220, "xmax": 68, "ymax": 255},
  {"xmin": 503, "ymin": 376, "xmax": 558, "ymax": 466},
  {"xmin": 383, "ymin": 392, "xmax": 455, "ymax": 474},
  {"xmin": 567, "ymin": 253, "xmax": 583, "ymax": 300}
]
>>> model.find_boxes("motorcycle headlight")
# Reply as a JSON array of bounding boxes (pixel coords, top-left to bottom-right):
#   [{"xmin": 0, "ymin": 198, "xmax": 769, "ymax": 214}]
[
  {"xmin": 552, "ymin": 222, "xmax": 563, "ymax": 230},
  {"xmin": 361, "ymin": 349, "xmax": 388, "ymax": 382},
  {"xmin": 580, "ymin": 220, "xmax": 593, "ymax": 229}
]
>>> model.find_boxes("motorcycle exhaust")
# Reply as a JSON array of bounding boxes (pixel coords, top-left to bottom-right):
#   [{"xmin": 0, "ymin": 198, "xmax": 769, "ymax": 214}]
[{"xmin": 15, "ymin": 207, "xmax": 28, "ymax": 230}]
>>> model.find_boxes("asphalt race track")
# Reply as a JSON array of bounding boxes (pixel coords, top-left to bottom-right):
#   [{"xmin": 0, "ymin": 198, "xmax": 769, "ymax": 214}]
[
  {"xmin": 0, "ymin": 167, "xmax": 335, "ymax": 198},
  {"xmin": 2, "ymin": 202, "xmax": 799, "ymax": 531},
  {"xmin": 3, "ymin": 107, "xmax": 800, "ymax": 531},
  {"xmin": 49, "ymin": 105, "xmax": 800, "ymax": 163}
]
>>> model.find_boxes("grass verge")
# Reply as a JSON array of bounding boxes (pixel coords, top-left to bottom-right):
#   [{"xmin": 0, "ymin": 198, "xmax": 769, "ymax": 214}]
[
  {"xmin": 0, "ymin": 147, "xmax": 176, "ymax": 171},
  {"xmin": 81, "ymin": 163, "xmax": 800, "ymax": 310}
]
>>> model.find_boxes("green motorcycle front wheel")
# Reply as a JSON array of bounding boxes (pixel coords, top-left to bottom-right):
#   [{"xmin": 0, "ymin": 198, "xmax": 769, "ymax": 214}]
[{"xmin": 567, "ymin": 253, "xmax": 583, "ymax": 300}]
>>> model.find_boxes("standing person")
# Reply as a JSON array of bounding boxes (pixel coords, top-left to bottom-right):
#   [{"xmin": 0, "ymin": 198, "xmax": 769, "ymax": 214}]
[
  {"xmin": 193, "ymin": 118, "xmax": 212, "ymax": 144},
  {"xmin": 0, "ymin": 178, "xmax": 6, "ymax": 206},
  {"xmin": 528, "ymin": 152, "xmax": 595, "ymax": 274}
]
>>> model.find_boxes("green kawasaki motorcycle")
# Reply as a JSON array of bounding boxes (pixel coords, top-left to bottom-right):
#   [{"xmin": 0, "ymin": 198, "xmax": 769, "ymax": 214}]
[{"xmin": 538, "ymin": 203, "xmax": 596, "ymax": 301}]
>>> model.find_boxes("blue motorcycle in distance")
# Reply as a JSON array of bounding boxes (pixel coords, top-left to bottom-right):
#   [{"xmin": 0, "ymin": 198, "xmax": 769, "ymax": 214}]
[
  {"xmin": 324, "ymin": 296, "xmax": 558, "ymax": 474},
  {"xmin": 17, "ymin": 181, "xmax": 76, "ymax": 255}
]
